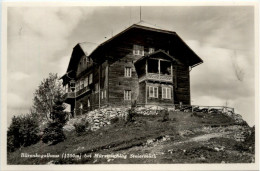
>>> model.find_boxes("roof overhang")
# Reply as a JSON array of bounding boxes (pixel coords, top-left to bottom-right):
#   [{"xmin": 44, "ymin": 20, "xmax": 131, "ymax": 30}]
[
  {"xmin": 134, "ymin": 50, "xmax": 178, "ymax": 65},
  {"xmin": 65, "ymin": 22, "xmax": 203, "ymax": 74}
]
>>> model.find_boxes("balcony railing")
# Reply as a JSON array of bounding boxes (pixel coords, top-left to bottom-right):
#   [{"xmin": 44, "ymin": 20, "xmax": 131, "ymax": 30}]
[
  {"xmin": 139, "ymin": 73, "xmax": 173, "ymax": 83},
  {"xmin": 63, "ymin": 92, "xmax": 75, "ymax": 99},
  {"xmin": 63, "ymin": 86, "xmax": 91, "ymax": 101},
  {"xmin": 76, "ymin": 86, "xmax": 90, "ymax": 97}
]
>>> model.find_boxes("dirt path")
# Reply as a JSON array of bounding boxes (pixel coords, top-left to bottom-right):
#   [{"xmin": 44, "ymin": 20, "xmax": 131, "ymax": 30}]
[
  {"xmin": 122, "ymin": 132, "xmax": 231, "ymax": 157},
  {"xmin": 188, "ymin": 132, "xmax": 230, "ymax": 142}
]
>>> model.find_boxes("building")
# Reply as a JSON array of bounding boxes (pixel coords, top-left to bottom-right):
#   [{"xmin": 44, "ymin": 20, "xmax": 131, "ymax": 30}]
[{"xmin": 61, "ymin": 21, "xmax": 203, "ymax": 116}]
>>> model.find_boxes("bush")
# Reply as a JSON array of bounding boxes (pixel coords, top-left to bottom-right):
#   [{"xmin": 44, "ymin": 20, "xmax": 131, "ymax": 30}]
[
  {"xmin": 111, "ymin": 117, "xmax": 119, "ymax": 124},
  {"xmin": 126, "ymin": 108, "xmax": 135, "ymax": 123},
  {"xmin": 42, "ymin": 99, "xmax": 68, "ymax": 145},
  {"xmin": 162, "ymin": 109, "xmax": 170, "ymax": 122},
  {"xmin": 7, "ymin": 114, "xmax": 40, "ymax": 152},
  {"xmin": 42, "ymin": 122, "xmax": 66, "ymax": 145},
  {"xmin": 74, "ymin": 120, "xmax": 89, "ymax": 135}
]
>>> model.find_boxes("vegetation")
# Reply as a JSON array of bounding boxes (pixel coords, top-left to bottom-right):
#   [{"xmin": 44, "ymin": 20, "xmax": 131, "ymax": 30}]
[
  {"xmin": 7, "ymin": 113, "xmax": 40, "ymax": 152},
  {"xmin": 42, "ymin": 97, "xmax": 68, "ymax": 145},
  {"xmin": 32, "ymin": 73, "xmax": 65, "ymax": 121},
  {"xmin": 162, "ymin": 109, "xmax": 170, "ymax": 122},
  {"xmin": 110, "ymin": 117, "xmax": 119, "ymax": 124},
  {"xmin": 74, "ymin": 119, "xmax": 89, "ymax": 135},
  {"xmin": 7, "ymin": 110, "xmax": 254, "ymax": 164}
]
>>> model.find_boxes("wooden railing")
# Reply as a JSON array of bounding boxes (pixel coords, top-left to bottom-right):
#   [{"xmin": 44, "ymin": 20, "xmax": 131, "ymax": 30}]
[
  {"xmin": 139, "ymin": 73, "xmax": 173, "ymax": 83},
  {"xmin": 135, "ymin": 103, "xmax": 235, "ymax": 114},
  {"xmin": 76, "ymin": 86, "xmax": 90, "ymax": 97},
  {"xmin": 63, "ymin": 92, "xmax": 75, "ymax": 99},
  {"xmin": 63, "ymin": 86, "xmax": 91, "ymax": 100}
]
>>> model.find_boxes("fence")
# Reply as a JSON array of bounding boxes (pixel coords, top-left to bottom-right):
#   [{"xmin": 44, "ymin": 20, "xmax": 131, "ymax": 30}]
[{"xmin": 135, "ymin": 103, "xmax": 235, "ymax": 114}]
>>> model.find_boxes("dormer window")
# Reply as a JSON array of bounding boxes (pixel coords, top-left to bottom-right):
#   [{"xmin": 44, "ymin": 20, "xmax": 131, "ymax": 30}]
[{"xmin": 133, "ymin": 45, "xmax": 144, "ymax": 56}]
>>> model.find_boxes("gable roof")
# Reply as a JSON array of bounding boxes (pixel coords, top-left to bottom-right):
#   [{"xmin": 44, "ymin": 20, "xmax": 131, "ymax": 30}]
[{"xmin": 65, "ymin": 21, "xmax": 203, "ymax": 74}]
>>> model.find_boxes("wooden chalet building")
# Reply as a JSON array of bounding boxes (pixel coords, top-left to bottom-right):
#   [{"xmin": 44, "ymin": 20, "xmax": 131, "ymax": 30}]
[{"xmin": 61, "ymin": 21, "xmax": 203, "ymax": 116}]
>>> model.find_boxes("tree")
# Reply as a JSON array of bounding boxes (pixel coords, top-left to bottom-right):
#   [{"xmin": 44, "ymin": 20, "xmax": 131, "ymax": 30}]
[
  {"xmin": 7, "ymin": 113, "xmax": 40, "ymax": 152},
  {"xmin": 32, "ymin": 73, "xmax": 65, "ymax": 121},
  {"xmin": 42, "ymin": 96, "xmax": 68, "ymax": 145}
]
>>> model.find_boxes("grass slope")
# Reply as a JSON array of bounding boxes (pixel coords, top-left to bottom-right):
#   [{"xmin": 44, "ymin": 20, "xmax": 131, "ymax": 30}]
[{"xmin": 7, "ymin": 111, "xmax": 254, "ymax": 164}]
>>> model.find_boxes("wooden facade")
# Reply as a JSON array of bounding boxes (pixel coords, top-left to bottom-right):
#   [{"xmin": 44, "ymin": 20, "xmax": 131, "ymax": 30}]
[{"xmin": 61, "ymin": 21, "xmax": 203, "ymax": 116}]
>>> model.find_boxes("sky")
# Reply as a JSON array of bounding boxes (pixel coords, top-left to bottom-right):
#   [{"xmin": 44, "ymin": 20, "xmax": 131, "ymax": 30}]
[{"xmin": 7, "ymin": 6, "xmax": 256, "ymax": 126}]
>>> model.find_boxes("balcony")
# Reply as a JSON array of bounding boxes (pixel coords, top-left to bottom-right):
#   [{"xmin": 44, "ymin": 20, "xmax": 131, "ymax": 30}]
[
  {"xmin": 63, "ymin": 86, "xmax": 91, "ymax": 103},
  {"xmin": 63, "ymin": 92, "xmax": 75, "ymax": 99},
  {"xmin": 63, "ymin": 92, "xmax": 75, "ymax": 103},
  {"xmin": 76, "ymin": 86, "xmax": 90, "ymax": 97},
  {"xmin": 139, "ymin": 73, "xmax": 173, "ymax": 83}
]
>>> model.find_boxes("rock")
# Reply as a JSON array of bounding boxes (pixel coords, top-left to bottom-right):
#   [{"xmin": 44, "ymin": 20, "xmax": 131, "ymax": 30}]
[{"xmin": 63, "ymin": 125, "xmax": 75, "ymax": 132}]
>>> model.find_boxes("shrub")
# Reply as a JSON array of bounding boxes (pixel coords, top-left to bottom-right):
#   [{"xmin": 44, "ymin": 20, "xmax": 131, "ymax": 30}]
[
  {"xmin": 126, "ymin": 108, "xmax": 135, "ymax": 123},
  {"xmin": 162, "ymin": 109, "xmax": 170, "ymax": 122},
  {"xmin": 42, "ymin": 99, "xmax": 68, "ymax": 145},
  {"xmin": 111, "ymin": 117, "xmax": 119, "ymax": 124},
  {"xmin": 42, "ymin": 122, "xmax": 66, "ymax": 145},
  {"xmin": 7, "ymin": 114, "xmax": 40, "ymax": 152},
  {"xmin": 74, "ymin": 120, "xmax": 89, "ymax": 135}
]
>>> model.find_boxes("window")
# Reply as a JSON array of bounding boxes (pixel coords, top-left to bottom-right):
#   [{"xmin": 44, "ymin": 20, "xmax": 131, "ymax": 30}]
[
  {"xmin": 84, "ymin": 77, "xmax": 88, "ymax": 87},
  {"xmin": 70, "ymin": 81, "xmax": 75, "ymax": 90},
  {"xmin": 149, "ymin": 86, "xmax": 158, "ymax": 98},
  {"xmin": 162, "ymin": 87, "xmax": 171, "ymax": 99},
  {"xmin": 64, "ymin": 84, "xmax": 68, "ymax": 93},
  {"xmin": 149, "ymin": 48, "xmax": 155, "ymax": 54},
  {"xmin": 124, "ymin": 90, "xmax": 131, "ymax": 100},
  {"xmin": 133, "ymin": 45, "xmax": 144, "ymax": 56},
  {"xmin": 95, "ymin": 83, "xmax": 99, "ymax": 93},
  {"xmin": 124, "ymin": 67, "xmax": 132, "ymax": 77},
  {"xmin": 89, "ymin": 73, "xmax": 93, "ymax": 84},
  {"xmin": 87, "ymin": 98, "xmax": 90, "ymax": 107},
  {"xmin": 76, "ymin": 81, "xmax": 79, "ymax": 91},
  {"xmin": 80, "ymin": 80, "xmax": 84, "ymax": 89},
  {"xmin": 101, "ymin": 90, "xmax": 106, "ymax": 99},
  {"xmin": 104, "ymin": 90, "xmax": 106, "ymax": 98}
]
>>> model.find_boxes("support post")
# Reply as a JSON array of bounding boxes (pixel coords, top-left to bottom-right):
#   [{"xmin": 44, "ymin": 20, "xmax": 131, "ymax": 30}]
[
  {"xmin": 145, "ymin": 60, "xmax": 148, "ymax": 74},
  {"xmin": 145, "ymin": 81, "xmax": 147, "ymax": 105},
  {"xmin": 158, "ymin": 59, "xmax": 161, "ymax": 80},
  {"xmin": 99, "ymin": 64, "xmax": 101, "ymax": 109},
  {"xmin": 171, "ymin": 63, "xmax": 173, "ymax": 82}
]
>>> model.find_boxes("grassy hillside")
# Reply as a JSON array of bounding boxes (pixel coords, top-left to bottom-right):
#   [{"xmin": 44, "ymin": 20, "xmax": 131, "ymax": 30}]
[{"xmin": 7, "ymin": 111, "xmax": 254, "ymax": 164}]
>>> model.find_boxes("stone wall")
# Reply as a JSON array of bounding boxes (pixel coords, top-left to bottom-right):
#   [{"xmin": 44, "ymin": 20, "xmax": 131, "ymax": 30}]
[
  {"xmin": 64, "ymin": 107, "xmax": 129, "ymax": 132},
  {"xmin": 64, "ymin": 105, "xmax": 244, "ymax": 132}
]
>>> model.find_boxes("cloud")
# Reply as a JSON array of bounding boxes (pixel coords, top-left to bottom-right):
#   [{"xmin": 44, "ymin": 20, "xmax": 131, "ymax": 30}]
[
  {"xmin": 8, "ymin": 93, "xmax": 31, "ymax": 109},
  {"xmin": 10, "ymin": 72, "xmax": 29, "ymax": 81},
  {"xmin": 7, "ymin": 7, "xmax": 95, "ymax": 123},
  {"xmin": 187, "ymin": 40, "xmax": 255, "ymax": 126}
]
